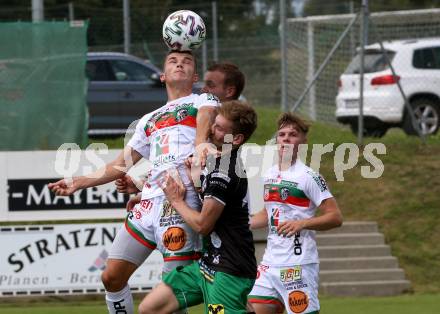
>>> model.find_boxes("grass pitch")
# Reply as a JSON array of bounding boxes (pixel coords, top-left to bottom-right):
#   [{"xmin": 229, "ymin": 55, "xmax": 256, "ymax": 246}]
[{"xmin": 1, "ymin": 294, "xmax": 439, "ymax": 313}]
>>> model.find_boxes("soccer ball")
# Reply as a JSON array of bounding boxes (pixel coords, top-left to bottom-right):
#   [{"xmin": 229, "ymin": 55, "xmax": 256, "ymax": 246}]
[{"xmin": 162, "ymin": 10, "xmax": 206, "ymax": 51}]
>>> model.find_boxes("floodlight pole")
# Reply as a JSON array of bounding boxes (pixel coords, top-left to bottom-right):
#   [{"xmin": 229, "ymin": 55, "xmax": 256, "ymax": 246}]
[{"xmin": 358, "ymin": 0, "xmax": 368, "ymax": 146}]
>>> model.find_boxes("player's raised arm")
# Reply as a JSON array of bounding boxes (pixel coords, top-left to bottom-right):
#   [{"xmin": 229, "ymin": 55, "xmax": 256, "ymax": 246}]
[
  {"xmin": 195, "ymin": 105, "xmax": 217, "ymax": 147},
  {"xmin": 48, "ymin": 146, "xmax": 143, "ymax": 196}
]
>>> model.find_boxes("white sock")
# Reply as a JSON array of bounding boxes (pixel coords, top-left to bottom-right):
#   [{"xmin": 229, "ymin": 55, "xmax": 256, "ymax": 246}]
[{"xmin": 105, "ymin": 284, "xmax": 134, "ymax": 314}]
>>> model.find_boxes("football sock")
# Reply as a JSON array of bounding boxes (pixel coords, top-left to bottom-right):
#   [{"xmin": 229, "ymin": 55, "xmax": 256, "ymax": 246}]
[{"xmin": 105, "ymin": 284, "xmax": 134, "ymax": 314}]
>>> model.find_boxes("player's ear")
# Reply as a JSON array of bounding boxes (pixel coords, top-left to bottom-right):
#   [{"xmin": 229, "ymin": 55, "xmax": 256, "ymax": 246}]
[
  {"xmin": 160, "ymin": 73, "xmax": 166, "ymax": 83},
  {"xmin": 225, "ymin": 86, "xmax": 236, "ymax": 99},
  {"xmin": 193, "ymin": 72, "xmax": 199, "ymax": 83},
  {"xmin": 233, "ymin": 134, "xmax": 244, "ymax": 146}
]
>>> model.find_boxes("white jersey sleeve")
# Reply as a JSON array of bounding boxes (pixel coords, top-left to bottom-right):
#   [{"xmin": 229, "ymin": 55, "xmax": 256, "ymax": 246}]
[
  {"xmin": 195, "ymin": 93, "xmax": 220, "ymax": 109},
  {"xmin": 127, "ymin": 114, "xmax": 151, "ymax": 159},
  {"xmin": 303, "ymin": 169, "xmax": 333, "ymax": 207}
]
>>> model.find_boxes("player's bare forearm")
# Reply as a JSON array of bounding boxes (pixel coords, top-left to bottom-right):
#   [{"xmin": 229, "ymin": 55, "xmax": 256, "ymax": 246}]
[
  {"xmin": 80, "ymin": 147, "xmax": 142, "ymax": 189},
  {"xmin": 250, "ymin": 208, "xmax": 268, "ymax": 230},
  {"xmin": 277, "ymin": 198, "xmax": 342, "ymax": 237},
  {"xmin": 171, "ymin": 197, "xmax": 224, "ymax": 236},
  {"xmin": 49, "ymin": 147, "xmax": 142, "ymax": 195},
  {"xmin": 171, "ymin": 199, "xmax": 204, "ymax": 233},
  {"xmin": 195, "ymin": 106, "xmax": 216, "ymax": 147},
  {"xmin": 301, "ymin": 198, "xmax": 343, "ymax": 231}
]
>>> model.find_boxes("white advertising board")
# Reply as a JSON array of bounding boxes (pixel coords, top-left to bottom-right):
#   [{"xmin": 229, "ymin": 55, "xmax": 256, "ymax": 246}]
[
  {"xmin": 0, "ymin": 149, "xmax": 150, "ymax": 222},
  {"xmin": 0, "ymin": 222, "xmax": 163, "ymax": 296},
  {"xmin": 0, "ymin": 146, "xmax": 269, "ymax": 222}
]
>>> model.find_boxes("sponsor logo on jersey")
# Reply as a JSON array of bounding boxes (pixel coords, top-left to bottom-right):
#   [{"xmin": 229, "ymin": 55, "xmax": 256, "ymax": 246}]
[
  {"xmin": 208, "ymin": 304, "xmax": 224, "ymax": 314},
  {"xmin": 264, "ymin": 183, "xmax": 310, "ymax": 207},
  {"xmin": 139, "ymin": 199, "xmax": 153, "ymax": 213},
  {"xmin": 256, "ymin": 264, "xmax": 269, "ymax": 279},
  {"xmin": 288, "ymin": 290, "xmax": 309, "ymax": 313},
  {"xmin": 280, "ymin": 266, "xmax": 302, "ymax": 282},
  {"xmin": 162, "ymin": 227, "xmax": 186, "ymax": 251},
  {"xmin": 155, "ymin": 133, "xmax": 170, "ymax": 156},
  {"xmin": 145, "ymin": 104, "xmax": 198, "ymax": 136},
  {"xmin": 210, "ymin": 171, "xmax": 231, "ymax": 183},
  {"xmin": 264, "ymin": 187, "xmax": 270, "ymax": 200},
  {"xmin": 161, "ymin": 200, "xmax": 177, "ymax": 217},
  {"xmin": 280, "ymin": 187, "xmax": 289, "ymax": 200},
  {"xmin": 175, "ymin": 108, "xmax": 188, "ymax": 122},
  {"xmin": 270, "ymin": 208, "xmax": 280, "ymax": 233},
  {"xmin": 159, "ymin": 201, "xmax": 184, "ymax": 227},
  {"xmin": 293, "ymin": 232, "xmax": 302, "ymax": 255},
  {"xmin": 206, "ymin": 93, "xmax": 219, "ymax": 102},
  {"xmin": 307, "ymin": 170, "xmax": 328, "ymax": 192},
  {"xmin": 280, "ymin": 180, "xmax": 299, "ymax": 188}
]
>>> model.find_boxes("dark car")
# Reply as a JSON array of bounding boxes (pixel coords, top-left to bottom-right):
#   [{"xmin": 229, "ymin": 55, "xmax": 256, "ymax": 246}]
[{"xmin": 86, "ymin": 52, "xmax": 168, "ymax": 136}]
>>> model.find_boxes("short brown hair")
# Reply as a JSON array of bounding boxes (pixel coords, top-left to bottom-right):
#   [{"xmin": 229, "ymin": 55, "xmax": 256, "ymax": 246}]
[
  {"xmin": 207, "ymin": 62, "xmax": 245, "ymax": 99},
  {"xmin": 217, "ymin": 100, "xmax": 257, "ymax": 143},
  {"xmin": 277, "ymin": 112, "xmax": 310, "ymax": 134}
]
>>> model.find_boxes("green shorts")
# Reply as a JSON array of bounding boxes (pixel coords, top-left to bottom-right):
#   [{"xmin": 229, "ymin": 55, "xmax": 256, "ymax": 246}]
[{"xmin": 163, "ymin": 261, "xmax": 255, "ymax": 314}]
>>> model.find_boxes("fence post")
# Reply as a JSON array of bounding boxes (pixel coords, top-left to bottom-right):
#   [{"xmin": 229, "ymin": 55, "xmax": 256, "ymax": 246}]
[
  {"xmin": 123, "ymin": 0, "xmax": 131, "ymax": 54},
  {"xmin": 280, "ymin": 0, "xmax": 288, "ymax": 112},
  {"xmin": 358, "ymin": 0, "xmax": 368, "ymax": 146},
  {"xmin": 307, "ymin": 21, "xmax": 316, "ymax": 120},
  {"xmin": 68, "ymin": 2, "xmax": 74, "ymax": 21},
  {"xmin": 212, "ymin": 1, "xmax": 219, "ymax": 61},
  {"xmin": 32, "ymin": 0, "xmax": 44, "ymax": 22}
]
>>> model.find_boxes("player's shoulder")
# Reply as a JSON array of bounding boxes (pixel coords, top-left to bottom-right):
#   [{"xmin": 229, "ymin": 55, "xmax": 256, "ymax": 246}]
[
  {"xmin": 196, "ymin": 92, "xmax": 220, "ymax": 105},
  {"xmin": 298, "ymin": 162, "xmax": 329, "ymax": 192}
]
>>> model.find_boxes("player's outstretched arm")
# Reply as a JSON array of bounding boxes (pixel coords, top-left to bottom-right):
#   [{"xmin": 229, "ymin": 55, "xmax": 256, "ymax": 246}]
[
  {"xmin": 195, "ymin": 106, "xmax": 217, "ymax": 147},
  {"xmin": 48, "ymin": 146, "xmax": 143, "ymax": 196}
]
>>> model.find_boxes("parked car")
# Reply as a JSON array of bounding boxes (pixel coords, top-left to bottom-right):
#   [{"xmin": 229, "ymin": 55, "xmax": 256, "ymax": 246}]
[
  {"xmin": 86, "ymin": 52, "xmax": 204, "ymax": 136},
  {"xmin": 86, "ymin": 52, "xmax": 168, "ymax": 135},
  {"xmin": 336, "ymin": 38, "xmax": 440, "ymax": 137}
]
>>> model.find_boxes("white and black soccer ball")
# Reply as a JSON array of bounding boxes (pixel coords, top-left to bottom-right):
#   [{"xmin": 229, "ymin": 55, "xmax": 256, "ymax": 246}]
[{"xmin": 162, "ymin": 10, "xmax": 206, "ymax": 51}]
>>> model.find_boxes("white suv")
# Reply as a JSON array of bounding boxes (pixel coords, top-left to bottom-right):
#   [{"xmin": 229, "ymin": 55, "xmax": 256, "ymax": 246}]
[{"xmin": 336, "ymin": 38, "xmax": 440, "ymax": 137}]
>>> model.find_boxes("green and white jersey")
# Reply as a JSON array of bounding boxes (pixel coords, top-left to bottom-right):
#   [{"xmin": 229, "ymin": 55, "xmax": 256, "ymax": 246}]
[
  {"xmin": 262, "ymin": 160, "xmax": 332, "ymax": 266},
  {"xmin": 128, "ymin": 93, "xmax": 219, "ymax": 199}
]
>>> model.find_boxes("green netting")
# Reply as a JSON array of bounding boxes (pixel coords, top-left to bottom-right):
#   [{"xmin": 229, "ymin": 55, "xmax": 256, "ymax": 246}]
[{"xmin": 0, "ymin": 21, "xmax": 88, "ymax": 150}]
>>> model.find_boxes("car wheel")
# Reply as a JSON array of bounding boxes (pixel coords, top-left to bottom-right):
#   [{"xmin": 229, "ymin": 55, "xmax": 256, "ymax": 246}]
[
  {"xmin": 350, "ymin": 123, "xmax": 388, "ymax": 138},
  {"xmin": 403, "ymin": 98, "xmax": 440, "ymax": 136}
]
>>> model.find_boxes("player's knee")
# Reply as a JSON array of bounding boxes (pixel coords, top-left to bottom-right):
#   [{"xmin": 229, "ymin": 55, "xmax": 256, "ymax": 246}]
[{"xmin": 101, "ymin": 269, "xmax": 126, "ymax": 291}]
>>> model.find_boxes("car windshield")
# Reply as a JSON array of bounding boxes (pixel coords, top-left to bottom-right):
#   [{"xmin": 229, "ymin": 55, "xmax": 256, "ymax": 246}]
[{"xmin": 344, "ymin": 49, "xmax": 395, "ymax": 74}]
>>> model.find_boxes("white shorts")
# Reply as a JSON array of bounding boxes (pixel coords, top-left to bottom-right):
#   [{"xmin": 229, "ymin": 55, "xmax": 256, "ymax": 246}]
[
  {"xmin": 125, "ymin": 189, "xmax": 202, "ymax": 264},
  {"xmin": 248, "ymin": 263, "xmax": 320, "ymax": 314}
]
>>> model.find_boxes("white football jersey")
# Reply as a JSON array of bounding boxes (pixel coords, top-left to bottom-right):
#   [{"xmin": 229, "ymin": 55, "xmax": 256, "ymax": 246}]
[
  {"xmin": 262, "ymin": 161, "xmax": 333, "ymax": 266},
  {"xmin": 128, "ymin": 93, "xmax": 219, "ymax": 199}
]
